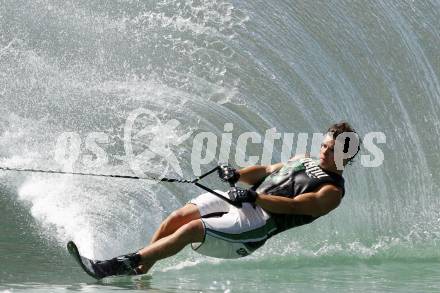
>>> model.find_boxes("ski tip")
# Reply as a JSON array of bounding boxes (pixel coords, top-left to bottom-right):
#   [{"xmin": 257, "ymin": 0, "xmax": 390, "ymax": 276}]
[{"xmin": 67, "ymin": 241, "xmax": 77, "ymax": 252}]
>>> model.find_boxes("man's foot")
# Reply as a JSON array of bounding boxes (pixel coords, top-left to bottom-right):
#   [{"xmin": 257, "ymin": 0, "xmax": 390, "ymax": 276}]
[{"xmin": 92, "ymin": 253, "xmax": 142, "ymax": 278}]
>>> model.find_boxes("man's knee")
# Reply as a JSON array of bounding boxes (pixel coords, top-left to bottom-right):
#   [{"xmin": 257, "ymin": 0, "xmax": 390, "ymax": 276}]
[
  {"xmin": 166, "ymin": 204, "xmax": 201, "ymax": 225},
  {"xmin": 176, "ymin": 220, "xmax": 204, "ymax": 243}
]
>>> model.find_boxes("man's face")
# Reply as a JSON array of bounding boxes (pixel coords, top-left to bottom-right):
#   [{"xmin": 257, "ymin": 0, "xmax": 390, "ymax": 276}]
[{"xmin": 319, "ymin": 134, "xmax": 337, "ymax": 170}]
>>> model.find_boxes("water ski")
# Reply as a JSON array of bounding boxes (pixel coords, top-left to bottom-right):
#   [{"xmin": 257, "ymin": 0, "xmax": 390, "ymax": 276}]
[
  {"xmin": 67, "ymin": 241, "xmax": 104, "ymax": 280},
  {"xmin": 67, "ymin": 241, "xmax": 142, "ymax": 279}
]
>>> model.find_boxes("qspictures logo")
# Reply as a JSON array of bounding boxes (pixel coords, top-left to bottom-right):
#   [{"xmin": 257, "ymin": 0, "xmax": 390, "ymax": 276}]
[
  {"xmin": 54, "ymin": 108, "xmax": 385, "ymax": 183},
  {"xmin": 123, "ymin": 108, "xmax": 191, "ymax": 183}
]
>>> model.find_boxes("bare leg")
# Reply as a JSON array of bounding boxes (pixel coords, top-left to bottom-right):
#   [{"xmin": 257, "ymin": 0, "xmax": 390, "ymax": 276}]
[
  {"xmin": 136, "ymin": 203, "xmax": 201, "ymax": 273},
  {"xmin": 150, "ymin": 203, "xmax": 201, "ymax": 243},
  {"xmin": 137, "ymin": 219, "xmax": 204, "ymax": 273}
]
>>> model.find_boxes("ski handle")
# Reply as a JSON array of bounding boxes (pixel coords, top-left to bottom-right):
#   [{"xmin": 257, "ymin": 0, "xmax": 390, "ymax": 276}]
[{"xmin": 193, "ymin": 166, "xmax": 241, "ymax": 208}]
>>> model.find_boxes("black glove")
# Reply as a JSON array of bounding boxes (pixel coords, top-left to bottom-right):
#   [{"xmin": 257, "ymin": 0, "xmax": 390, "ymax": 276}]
[
  {"xmin": 228, "ymin": 187, "xmax": 258, "ymax": 205},
  {"xmin": 218, "ymin": 164, "xmax": 240, "ymax": 184}
]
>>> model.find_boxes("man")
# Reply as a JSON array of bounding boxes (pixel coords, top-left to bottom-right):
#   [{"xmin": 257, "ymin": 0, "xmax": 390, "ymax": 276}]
[{"xmin": 88, "ymin": 122, "xmax": 360, "ymax": 278}]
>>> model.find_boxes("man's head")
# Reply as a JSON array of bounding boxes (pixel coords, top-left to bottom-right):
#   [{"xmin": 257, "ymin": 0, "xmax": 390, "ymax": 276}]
[{"xmin": 319, "ymin": 121, "xmax": 360, "ymax": 172}]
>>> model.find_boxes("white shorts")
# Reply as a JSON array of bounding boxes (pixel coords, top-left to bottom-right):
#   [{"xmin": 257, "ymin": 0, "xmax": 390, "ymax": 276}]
[{"xmin": 189, "ymin": 191, "xmax": 277, "ymax": 259}]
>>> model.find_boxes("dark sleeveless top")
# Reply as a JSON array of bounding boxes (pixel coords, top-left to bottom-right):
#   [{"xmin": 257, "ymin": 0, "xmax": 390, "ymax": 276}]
[{"xmin": 254, "ymin": 157, "xmax": 345, "ymax": 234}]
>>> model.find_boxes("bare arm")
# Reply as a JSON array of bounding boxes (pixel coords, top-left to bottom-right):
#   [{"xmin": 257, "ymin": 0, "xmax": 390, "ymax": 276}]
[
  {"xmin": 255, "ymin": 184, "xmax": 343, "ymax": 217},
  {"xmin": 237, "ymin": 163, "xmax": 283, "ymax": 186}
]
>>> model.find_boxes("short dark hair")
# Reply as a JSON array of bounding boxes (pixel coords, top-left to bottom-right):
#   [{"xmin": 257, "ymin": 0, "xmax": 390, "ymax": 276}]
[{"xmin": 327, "ymin": 121, "xmax": 361, "ymax": 165}]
